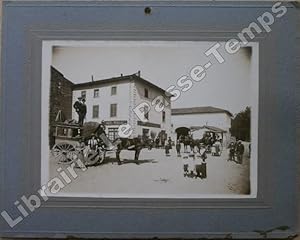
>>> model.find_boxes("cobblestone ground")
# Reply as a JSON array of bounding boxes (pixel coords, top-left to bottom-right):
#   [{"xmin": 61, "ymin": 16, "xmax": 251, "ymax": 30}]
[{"xmin": 48, "ymin": 145, "xmax": 251, "ymax": 197}]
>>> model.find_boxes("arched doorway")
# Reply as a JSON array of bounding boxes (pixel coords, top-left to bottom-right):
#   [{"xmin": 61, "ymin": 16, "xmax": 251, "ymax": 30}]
[{"xmin": 175, "ymin": 127, "xmax": 190, "ymax": 139}]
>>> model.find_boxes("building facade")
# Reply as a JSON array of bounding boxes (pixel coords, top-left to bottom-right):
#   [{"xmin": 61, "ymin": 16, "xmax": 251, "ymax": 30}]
[
  {"xmin": 171, "ymin": 106, "xmax": 232, "ymax": 145},
  {"xmin": 72, "ymin": 72, "xmax": 172, "ymax": 140},
  {"xmin": 49, "ymin": 67, "xmax": 74, "ymax": 147}
]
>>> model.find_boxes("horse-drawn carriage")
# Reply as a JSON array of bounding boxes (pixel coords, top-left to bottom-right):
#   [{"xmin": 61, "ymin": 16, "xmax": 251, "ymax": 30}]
[
  {"xmin": 51, "ymin": 122, "xmax": 104, "ymax": 166},
  {"xmin": 51, "ymin": 121, "xmax": 143, "ymax": 166}
]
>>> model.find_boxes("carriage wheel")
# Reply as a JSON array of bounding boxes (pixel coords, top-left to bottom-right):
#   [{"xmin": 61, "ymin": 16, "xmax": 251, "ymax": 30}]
[
  {"xmin": 85, "ymin": 150, "xmax": 106, "ymax": 166},
  {"xmin": 52, "ymin": 142, "xmax": 76, "ymax": 164}
]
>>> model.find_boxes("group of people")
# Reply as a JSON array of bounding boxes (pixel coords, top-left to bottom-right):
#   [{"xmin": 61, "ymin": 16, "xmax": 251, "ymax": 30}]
[
  {"xmin": 149, "ymin": 136, "xmax": 169, "ymax": 149},
  {"xmin": 182, "ymin": 147, "xmax": 207, "ymax": 179},
  {"xmin": 228, "ymin": 140, "xmax": 245, "ymax": 164},
  {"xmin": 73, "ymin": 97, "xmax": 87, "ymax": 126},
  {"xmin": 163, "ymin": 136, "xmax": 208, "ymax": 179},
  {"xmin": 173, "ymin": 133, "xmax": 223, "ymax": 157},
  {"xmin": 74, "ymin": 120, "xmax": 116, "ymax": 161}
]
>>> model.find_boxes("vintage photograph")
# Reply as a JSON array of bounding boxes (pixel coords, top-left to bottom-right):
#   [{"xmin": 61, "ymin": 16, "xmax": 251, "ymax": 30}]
[{"xmin": 41, "ymin": 41, "xmax": 258, "ymax": 198}]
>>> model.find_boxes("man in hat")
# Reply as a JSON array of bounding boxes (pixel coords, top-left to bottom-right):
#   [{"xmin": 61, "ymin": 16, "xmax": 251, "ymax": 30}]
[
  {"xmin": 78, "ymin": 98, "xmax": 87, "ymax": 126},
  {"xmin": 88, "ymin": 133, "xmax": 99, "ymax": 151},
  {"xmin": 94, "ymin": 120, "xmax": 116, "ymax": 151},
  {"xmin": 73, "ymin": 97, "xmax": 82, "ymax": 124}
]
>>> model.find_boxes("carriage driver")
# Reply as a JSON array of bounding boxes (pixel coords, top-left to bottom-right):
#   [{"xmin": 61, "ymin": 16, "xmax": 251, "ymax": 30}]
[
  {"xmin": 94, "ymin": 120, "xmax": 116, "ymax": 151},
  {"xmin": 88, "ymin": 133, "xmax": 99, "ymax": 151}
]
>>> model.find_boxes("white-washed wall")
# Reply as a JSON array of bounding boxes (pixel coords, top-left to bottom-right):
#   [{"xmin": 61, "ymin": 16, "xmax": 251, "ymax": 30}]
[
  {"xmin": 172, "ymin": 113, "xmax": 231, "ymax": 132},
  {"xmin": 172, "ymin": 112, "xmax": 232, "ymax": 145},
  {"xmin": 72, "ymin": 81, "xmax": 131, "ymax": 123},
  {"xmin": 134, "ymin": 80, "xmax": 172, "ymax": 138}
]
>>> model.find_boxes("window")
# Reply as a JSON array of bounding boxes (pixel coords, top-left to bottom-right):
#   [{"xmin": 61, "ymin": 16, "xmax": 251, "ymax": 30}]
[
  {"xmin": 108, "ymin": 128, "xmax": 118, "ymax": 141},
  {"xmin": 110, "ymin": 104, "xmax": 117, "ymax": 117},
  {"xmin": 111, "ymin": 86, "xmax": 117, "ymax": 95},
  {"xmin": 144, "ymin": 88, "xmax": 149, "ymax": 98},
  {"xmin": 92, "ymin": 105, "xmax": 99, "ymax": 118},
  {"xmin": 94, "ymin": 89, "xmax": 99, "ymax": 98},
  {"xmin": 162, "ymin": 111, "xmax": 166, "ymax": 123},
  {"xmin": 144, "ymin": 105, "xmax": 149, "ymax": 120},
  {"xmin": 81, "ymin": 90, "xmax": 86, "ymax": 99}
]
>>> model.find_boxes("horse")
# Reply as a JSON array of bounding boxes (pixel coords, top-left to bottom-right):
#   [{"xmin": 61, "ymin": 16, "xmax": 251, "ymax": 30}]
[
  {"xmin": 81, "ymin": 122, "xmax": 144, "ymax": 165},
  {"xmin": 113, "ymin": 137, "xmax": 144, "ymax": 165},
  {"xmin": 183, "ymin": 135, "xmax": 192, "ymax": 152}
]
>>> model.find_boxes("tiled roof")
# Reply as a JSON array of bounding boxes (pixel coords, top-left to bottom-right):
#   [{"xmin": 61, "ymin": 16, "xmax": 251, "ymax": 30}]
[
  {"xmin": 171, "ymin": 106, "xmax": 233, "ymax": 117},
  {"xmin": 72, "ymin": 72, "xmax": 168, "ymax": 94}
]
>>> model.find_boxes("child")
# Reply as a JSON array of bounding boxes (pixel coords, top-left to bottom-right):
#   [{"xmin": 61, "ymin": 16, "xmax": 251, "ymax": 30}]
[
  {"xmin": 188, "ymin": 151, "xmax": 195, "ymax": 177},
  {"xmin": 182, "ymin": 153, "xmax": 189, "ymax": 177},
  {"xmin": 201, "ymin": 160, "xmax": 207, "ymax": 179},
  {"xmin": 194, "ymin": 148, "xmax": 202, "ymax": 178},
  {"xmin": 176, "ymin": 140, "xmax": 181, "ymax": 157},
  {"xmin": 74, "ymin": 138, "xmax": 86, "ymax": 166},
  {"xmin": 165, "ymin": 144, "xmax": 170, "ymax": 156}
]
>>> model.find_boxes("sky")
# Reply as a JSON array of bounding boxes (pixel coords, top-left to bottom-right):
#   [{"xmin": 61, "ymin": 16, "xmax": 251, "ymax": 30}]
[{"xmin": 51, "ymin": 41, "xmax": 256, "ymax": 115}]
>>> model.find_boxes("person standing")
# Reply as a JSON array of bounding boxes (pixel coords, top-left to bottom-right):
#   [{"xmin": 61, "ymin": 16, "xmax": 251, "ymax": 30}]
[
  {"xmin": 248, "ymin": 143, "xmax": 251, "ymax": 158},
  {"xmin": 165, "ymin": 144, "xmax": 170, "ymax": 156},
  {"xmin": 176, "ymin": 140, "xmax": 181, "ymax": 157},
  {"xmin": 73, "ymin": 97, "xmax": 83, "ymax": 124},
  {"xmin": 155, "ymin": 137, "xmax": 160, "ymax": 148},
  {"xmin": 161, "ymin": 138, "xmax": 165, "ymax": 148},
  {"xmin": 182, "ymin": 153, "xmax": 189, "ymax": 177},
  {"xmin": 214, "ymin": 139, "xmax": 222, "ymax": 156},
  {"xmin": 228, "ymin": 142, "xmax": 235, "ymax": 161},
  {"xmin": 168, "ymin": 137, "xmax": 172, "ymax": 149},
  {"xmin": 78, "ymin": 98, "xmax": 87, "ymax": 126},
  {"xmin": 190, "ymin": 139, "xmax": 195, "ymax": 152},
  {"xmin": 184, "ymin": 135, "xmax": 189, "ymax": 153},
  {"xmin": 199, "ymin": 146, "xmax": 207, "ymax": 179},
  {"xmin": 236, "ymin": 141, "xmax": 245, "ymax": 164},
  {"xmin": 194, "ymin": 152, "xmax": 202, "ymax": 178}
]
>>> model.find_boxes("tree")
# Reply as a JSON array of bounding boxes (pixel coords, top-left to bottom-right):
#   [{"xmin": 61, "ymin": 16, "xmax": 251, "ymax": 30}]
[{"xmin": 230, "ymin": 107, "xmax": 251, "ymax": 141}]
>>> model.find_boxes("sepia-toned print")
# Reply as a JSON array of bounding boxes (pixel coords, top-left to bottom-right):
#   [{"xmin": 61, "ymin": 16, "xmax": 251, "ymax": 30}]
[{"xmin": 41, "ymin": 41, "xmax": 258, "ymax": 198}]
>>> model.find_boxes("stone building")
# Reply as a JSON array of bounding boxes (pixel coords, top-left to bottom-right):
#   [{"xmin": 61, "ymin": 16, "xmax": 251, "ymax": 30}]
[
  {"xmin": 49, "ymin": 66, "xmax": 74, "ymax": 147},
  {"xmin": 171, "ymin": 106, "xmax": 232, "ymax": 145},
  {"xmin": 72, "ymin": 72, "xmax": 172, "ymax": 141}
]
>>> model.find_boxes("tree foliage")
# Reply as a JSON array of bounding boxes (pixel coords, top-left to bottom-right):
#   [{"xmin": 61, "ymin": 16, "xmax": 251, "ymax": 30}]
[{"xmin": 230, "ymin": 107, "xmax": 251, "ymax": 141}]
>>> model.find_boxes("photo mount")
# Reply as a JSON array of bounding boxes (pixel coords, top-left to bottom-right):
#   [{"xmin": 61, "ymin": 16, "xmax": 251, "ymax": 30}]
[{"xmin": 0, "ymin": 1, "xmax": 298, "ymax": 239}]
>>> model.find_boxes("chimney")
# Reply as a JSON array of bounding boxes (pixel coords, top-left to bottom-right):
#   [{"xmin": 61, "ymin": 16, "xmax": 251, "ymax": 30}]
[
  {"xmin": 121, "ymin": 73, "xmax": 123, "ymax": 77},
  {"xmin": 91, "ymin": 75, "xmax": 94, "ymax": 82},
  {"xmin": 137, "ymin": 70, "xmax": 141, "ymax": 77}
]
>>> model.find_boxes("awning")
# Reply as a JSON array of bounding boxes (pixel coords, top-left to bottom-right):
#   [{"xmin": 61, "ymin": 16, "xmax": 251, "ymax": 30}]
[{"xmin": 190, "ymin": 125, "xmax": 227, "ymax": 133}]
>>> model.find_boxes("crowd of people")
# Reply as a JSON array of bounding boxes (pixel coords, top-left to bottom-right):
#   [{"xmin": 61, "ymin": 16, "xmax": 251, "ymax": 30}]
[
  {"xmin": 164, "ymin": 132, "xmax": 223, "ymax": 157},
  {"xmin": 153, "ymin": 132, "xmax": 249, "ymax": 179}
]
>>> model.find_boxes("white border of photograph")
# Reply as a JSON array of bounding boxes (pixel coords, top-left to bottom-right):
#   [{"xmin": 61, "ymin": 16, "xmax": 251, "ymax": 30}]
[{"xmin": 41, "ymin": 40, "xmax": 258, "ymax": 199}]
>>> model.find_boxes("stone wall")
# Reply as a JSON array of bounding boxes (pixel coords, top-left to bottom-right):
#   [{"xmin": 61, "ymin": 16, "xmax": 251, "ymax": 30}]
[{"xmin": 49, "ymin": 66, "xmax": 74, "ymax": 147}]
